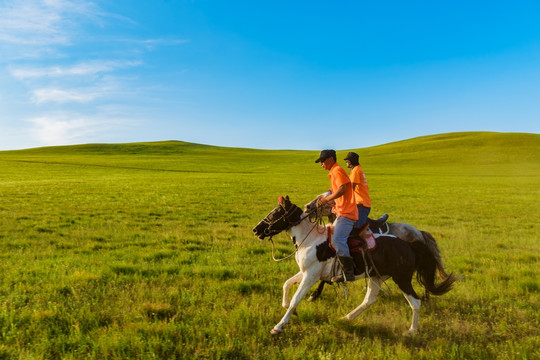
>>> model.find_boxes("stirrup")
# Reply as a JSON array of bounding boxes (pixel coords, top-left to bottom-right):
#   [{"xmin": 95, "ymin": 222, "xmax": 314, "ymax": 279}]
[{"xmin": 331, "ymin": 273, "xmax": 356, "ymax": 283}]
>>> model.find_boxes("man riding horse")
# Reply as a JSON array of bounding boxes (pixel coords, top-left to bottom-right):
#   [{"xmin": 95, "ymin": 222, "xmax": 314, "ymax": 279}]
[{"xmin": 315, "ymin": 149, "xmax": 359, "ymax": 283}]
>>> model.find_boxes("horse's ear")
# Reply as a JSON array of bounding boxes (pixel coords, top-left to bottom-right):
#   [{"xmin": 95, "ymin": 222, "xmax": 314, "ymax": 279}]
[
  {"xmin": 278, "ymin": 196, "xmax": 284, "ymax": 204},
  {"xmin": 285, "ymin": 195, "xmax": 290, "ymax": 202}
]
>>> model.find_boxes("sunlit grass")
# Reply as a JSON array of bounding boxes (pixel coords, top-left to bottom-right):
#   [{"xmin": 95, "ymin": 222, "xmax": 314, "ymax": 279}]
[{"xmin": 0, "ymin": 132, "xmax": 538, "ymax": 359}]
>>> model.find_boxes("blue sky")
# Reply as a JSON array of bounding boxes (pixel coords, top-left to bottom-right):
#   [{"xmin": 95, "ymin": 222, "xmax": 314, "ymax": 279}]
[{"xmin": 1, "ymin": 1, "xmax": 539, "ymax": 150}]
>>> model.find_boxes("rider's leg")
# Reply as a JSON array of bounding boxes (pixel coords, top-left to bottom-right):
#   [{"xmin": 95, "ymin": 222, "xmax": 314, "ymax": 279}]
[
  {"xmin": 330, "ymin": 216, "xmax": 356, "ymax": 282},
  {"xmin": 354, "ymin": 205, "xmax": 371, "ymax": 228}
]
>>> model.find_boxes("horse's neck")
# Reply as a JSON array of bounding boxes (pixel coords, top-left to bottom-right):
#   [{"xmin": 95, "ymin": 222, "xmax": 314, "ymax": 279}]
[{"xmin": 289, "ymin": 216, "xmax": 326, "ymax": 247}]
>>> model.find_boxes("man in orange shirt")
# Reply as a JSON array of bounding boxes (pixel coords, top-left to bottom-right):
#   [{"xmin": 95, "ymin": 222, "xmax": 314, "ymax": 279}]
[
  {"xmin": 344, "ymin": 152, "xmax": 371, "ymax": 228},
  {"xmin": 316, "ymin": 149, "xmax": 358, "ymax": 283}
]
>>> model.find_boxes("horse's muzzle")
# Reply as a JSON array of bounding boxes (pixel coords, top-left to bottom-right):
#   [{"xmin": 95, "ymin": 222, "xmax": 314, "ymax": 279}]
[{"xmin": 252, "ymin": 221, "xmax": 268, "ymax": 240}]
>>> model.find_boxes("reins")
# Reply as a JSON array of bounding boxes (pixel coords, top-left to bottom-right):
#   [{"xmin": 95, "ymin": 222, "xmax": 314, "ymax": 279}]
[
  {"xmin": 269, "ymin": 216, "xmax": 318, "ymax": 262},
  {"xmin": 360, "ymin": 248, "xmax": 390, "ymax": 295},
  {"xmin": 265, "ymin": 201, "xmax": 326, "ymax": 262}
]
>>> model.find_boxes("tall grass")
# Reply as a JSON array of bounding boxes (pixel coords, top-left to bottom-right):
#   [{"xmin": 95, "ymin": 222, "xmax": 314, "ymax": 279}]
[{"xmin": 0, "ymin": 132, "xmax": 538, "ymax": 359}]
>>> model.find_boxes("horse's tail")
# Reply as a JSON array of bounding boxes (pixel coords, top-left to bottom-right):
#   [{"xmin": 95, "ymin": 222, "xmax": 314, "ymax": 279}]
[
  {"xmin": 410, "ymin": 240, "xmax": 457, "ymax": 300},
  {"xmin": 420, "ymin": 230, "xmax": 451, "ymax": 281}
]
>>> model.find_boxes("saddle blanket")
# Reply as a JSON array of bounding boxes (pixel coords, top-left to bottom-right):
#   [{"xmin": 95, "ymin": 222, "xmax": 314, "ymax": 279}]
[{"xmin": 326, "ymin": 224, "xmax": 376, "ymax": 253}]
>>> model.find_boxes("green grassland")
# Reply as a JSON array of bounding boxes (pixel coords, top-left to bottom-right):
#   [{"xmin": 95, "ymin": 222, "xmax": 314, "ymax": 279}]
[{"xmin": 0, "ymin": 132, "xmax": 538, "ymax": 359}]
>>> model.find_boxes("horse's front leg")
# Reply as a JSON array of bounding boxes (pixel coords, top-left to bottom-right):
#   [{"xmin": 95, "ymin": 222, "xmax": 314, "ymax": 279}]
[
  {"xmin": 271, "ymin": 271, "xmax": 320, "ymax": 335},
  {"xmin": 282, "ymin": 271, "xmax": 303, "ymax": 309}
]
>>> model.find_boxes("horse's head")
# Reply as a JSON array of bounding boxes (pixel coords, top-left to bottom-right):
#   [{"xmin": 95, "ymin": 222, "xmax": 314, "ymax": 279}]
[
  {"xmin": 303, "ymin": 191, "xmax": 335, "ymax": 221},
  {"xmin": 252, "ymin": 196, "xmax": 303, "ymax": 240}
]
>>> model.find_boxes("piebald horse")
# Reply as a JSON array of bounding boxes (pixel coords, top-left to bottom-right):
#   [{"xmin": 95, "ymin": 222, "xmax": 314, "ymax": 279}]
[
  {"xmin": 252, "ymin": 196, "xmax": 456, "ymax": 336},
  {"xmin": 304, "ymin": 192, "xmax": 451, "ymax": 301}
]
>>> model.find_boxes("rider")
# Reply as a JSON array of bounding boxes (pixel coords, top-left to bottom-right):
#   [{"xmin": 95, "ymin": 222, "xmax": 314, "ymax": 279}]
[
  {"xmin": 316, "ymin": 149, "xmax": 358, "ymax": 283},
  {"xmin": 344, "ymin": 152, "xmax": 371, "ymax": 228}
]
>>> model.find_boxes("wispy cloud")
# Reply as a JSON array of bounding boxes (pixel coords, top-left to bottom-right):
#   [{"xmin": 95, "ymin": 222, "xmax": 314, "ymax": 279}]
[
  {"xmin": 31, "ymin": 88, "xmax": 101, "ymax": 104},
  {"xmin": 0, "ymin": 0, "xmax": 185, "ymax": 58},
  {"xmin": 0, "ymin": 0, "xmax": 187, "ymax": 148},
  {"xmin": 0, "ymin": 0, "xmax": 99, "ymax": 48},
  {"xmin": 28, "ymin": 114, "xmax": 102, "ymax": 145},
  {"xmin": 27, "ymin": 113, "xmax": 134, "ymax": 146},
  {"xmin": 10, "ymin": 60, "xmax": 143, "ymax": 79},
  {"xmin": 120, "ymin": 38, "xmax": 190, "ymax": 51}
]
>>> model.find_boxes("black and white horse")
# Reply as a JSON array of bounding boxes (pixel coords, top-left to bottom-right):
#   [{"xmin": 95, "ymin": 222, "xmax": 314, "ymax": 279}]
[
  {"xmin": 304, "ymin": 192, "xmax": 451, "ymax": 301},
  {"xmin": 252, "ymin": 196, "xmax": 456, "ymax": 336}
]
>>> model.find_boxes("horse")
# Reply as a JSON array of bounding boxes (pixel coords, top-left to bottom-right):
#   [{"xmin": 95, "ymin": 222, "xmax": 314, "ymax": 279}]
[
  {"xmin": 304, "ymin": 192, "xmax": 450, "ymax": 301},
  {"xmin": 252, "ymin": 196, "xmax": 456, "ymax": 336}
]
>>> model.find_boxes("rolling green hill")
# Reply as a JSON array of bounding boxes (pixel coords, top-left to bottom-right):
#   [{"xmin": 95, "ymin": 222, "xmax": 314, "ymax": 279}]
[
  {"xmin": 4, "ymin": 131, "xmax": 538, "ymax": 165},
  {"xmin": 2, "ymin": 131, "xmax": 538, "ymax": 177},
  {"xmin": 357, "ymin": 132, "xmax": 540, "ymax": 175}
]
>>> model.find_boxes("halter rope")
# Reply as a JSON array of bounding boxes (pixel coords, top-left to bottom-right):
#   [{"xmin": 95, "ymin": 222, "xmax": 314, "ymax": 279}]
[
  {"xmin": 266, "ymin": 202, "xmax": 325, "ymax": 262},
  {"xmin": 270, "ymin": 219, "xmax": 318, "ymax": 262}
]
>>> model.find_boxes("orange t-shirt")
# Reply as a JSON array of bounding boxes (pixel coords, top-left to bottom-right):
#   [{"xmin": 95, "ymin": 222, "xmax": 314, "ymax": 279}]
[
  {"xmin": 328, "ymin": 163, "xmax": 358, "ymax": 220},
  {"xmin": 349, "ymin": 165, "xmax": 371, "ymax": 207}
]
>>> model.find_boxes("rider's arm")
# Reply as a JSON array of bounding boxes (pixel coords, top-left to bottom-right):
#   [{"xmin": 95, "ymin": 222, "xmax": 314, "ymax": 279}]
[{"xmin": 320, "ymin": 184, "xmax": 346, "ymax": 205}]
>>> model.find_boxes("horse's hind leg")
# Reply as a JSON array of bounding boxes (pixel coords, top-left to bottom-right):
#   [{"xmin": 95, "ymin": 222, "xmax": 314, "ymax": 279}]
[
  {"xmin": 401, "ymin": 291, "xmax": 421, "ymax": 336},
  {"xmin": 342, "ymin": 277, "xmax": 384, "ymax": 321},
  {"xmin": 395, "ymin": 277, "xmax": 422, "ymax": 336},
  {"xmin": 308, "ymin": 280, "xmax": 327, "ymax": 302}
]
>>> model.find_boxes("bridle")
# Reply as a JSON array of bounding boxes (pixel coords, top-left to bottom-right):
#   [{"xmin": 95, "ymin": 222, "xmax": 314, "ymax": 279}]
[
  {"xmin": 260, "ymin": 202, "xmax": 306, "ymax": 238},
  {"xmin": 259, "ymin": 200, "xmax": 323, "ymax": 262}
]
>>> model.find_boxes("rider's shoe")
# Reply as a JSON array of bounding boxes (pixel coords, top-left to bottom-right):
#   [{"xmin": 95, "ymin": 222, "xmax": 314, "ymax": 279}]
[
  {"xmin": 331, "ymin": 256, "xmax": 357, "ymax": 283},
  {"xmin": 367, "ymin": 214, "xmax": 389, "ymax": 232}
]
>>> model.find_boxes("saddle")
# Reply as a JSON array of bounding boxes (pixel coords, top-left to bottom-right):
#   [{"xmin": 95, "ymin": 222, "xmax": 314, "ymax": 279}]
[{"xmin": 327, "ymin": 223, "xmax": 377, "ymax": 254}]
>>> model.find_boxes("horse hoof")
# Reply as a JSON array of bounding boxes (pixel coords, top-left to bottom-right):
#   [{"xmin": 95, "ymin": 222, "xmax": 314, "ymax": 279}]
[
  {"xmin": 403, "ymin": 329, "xmax": 417, "ymax": 337},
  {"xmin": 270, "ymin": 328, "xmax": 281, "ymax": 335}
]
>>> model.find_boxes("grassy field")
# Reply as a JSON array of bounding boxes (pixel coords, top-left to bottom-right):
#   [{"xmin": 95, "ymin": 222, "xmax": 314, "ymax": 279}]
[{"xmin": 0, "ymin": 132, "xmax": 538, "ymax": 359}]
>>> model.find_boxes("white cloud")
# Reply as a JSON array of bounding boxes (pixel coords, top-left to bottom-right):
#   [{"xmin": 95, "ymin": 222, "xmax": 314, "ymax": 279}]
[
  {"xmin": 10, "ymin": 60, "xmax": 143, "ymax": 79},
  {"xmin": 0, "ymin": 0, "xmax": 99, "ymax": 48},
  {"xmin": 122, "ymin": 38, "xmax": 190, "ymax": 51},
  {"xmin": 31, "ymin": 88, "xmax": 100, "ymax": 103},
  {"xmin": 28, "ymin": 114, "xmax": 99, "ymax": 145},
  {"xmin": 0, "ymin": 0, "xmax": 181, "ymax": 58},
  {"xmin": 0, "ymin": 0, "xmax": 187, "ymax": 149},
  {"xmin": 27, "ymin": 113, "xmax": 133, "ymax": 145}
]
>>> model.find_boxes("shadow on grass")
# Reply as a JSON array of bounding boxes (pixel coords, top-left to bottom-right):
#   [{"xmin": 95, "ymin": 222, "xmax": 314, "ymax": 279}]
[{"xmin": 336, "ymin": 319, "xmax": 398, "ymax": 341}]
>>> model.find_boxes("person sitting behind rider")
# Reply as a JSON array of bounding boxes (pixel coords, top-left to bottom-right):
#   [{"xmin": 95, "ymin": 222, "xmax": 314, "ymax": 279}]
[
  {"xmin": 316, "ymin": 149, "xmax": 358, "ymax": 283},
  {"xmin": 344, "ymin": 151, "xmax": 371, "ymax": 228}
]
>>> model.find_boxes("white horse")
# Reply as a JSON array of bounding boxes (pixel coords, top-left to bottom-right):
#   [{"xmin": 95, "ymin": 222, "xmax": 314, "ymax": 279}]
[{"xmin": 252, "ymin": 196, "xmax": 456, "ymax": 336}]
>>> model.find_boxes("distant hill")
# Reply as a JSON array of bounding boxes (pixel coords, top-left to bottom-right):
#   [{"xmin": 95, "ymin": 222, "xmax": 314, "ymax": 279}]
[
  {"xmin": 354, "ymin": 132, "xmax": 540, "ymax": 174},
  {"xmin": 1, "ymin": 132, "xmax": 538, "ymax": 175},
  {"xmin": 4, "ymin": 140, "xmax": 220, "ymax": 155}
]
